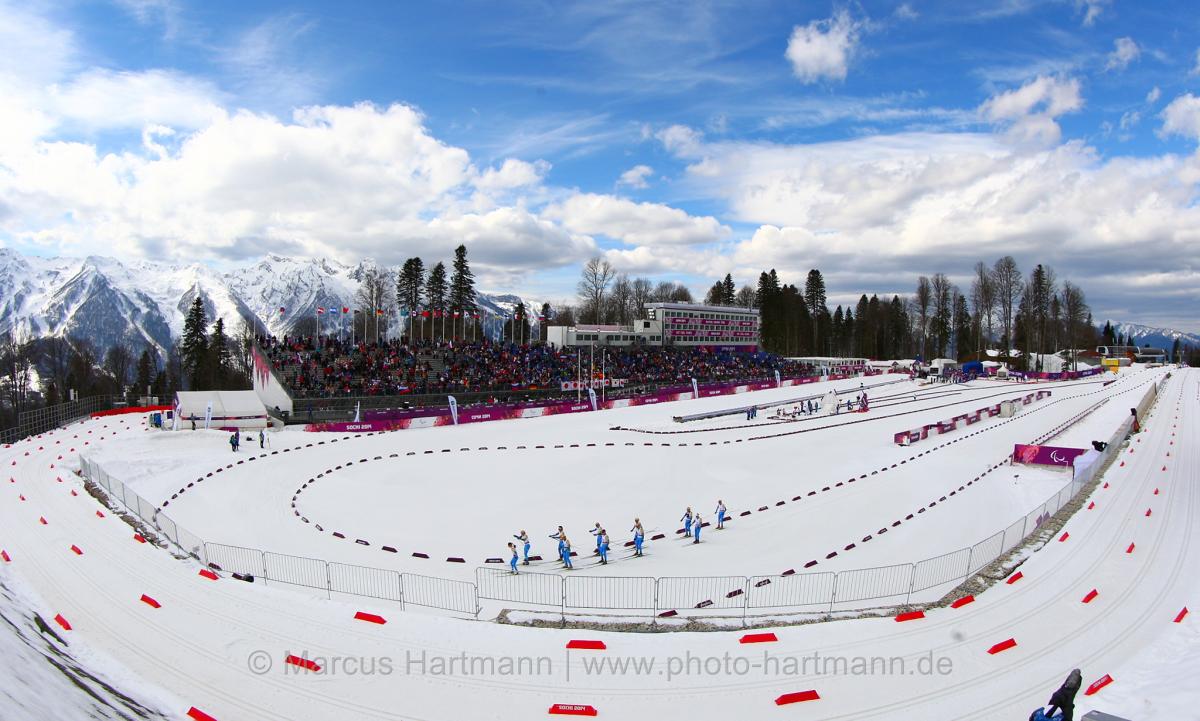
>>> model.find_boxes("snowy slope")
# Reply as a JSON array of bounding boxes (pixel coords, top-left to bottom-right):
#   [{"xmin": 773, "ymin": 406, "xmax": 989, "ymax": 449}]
[{"xmin": 0, "ymin": 368, "xmax": 1194, "ymax": 720}]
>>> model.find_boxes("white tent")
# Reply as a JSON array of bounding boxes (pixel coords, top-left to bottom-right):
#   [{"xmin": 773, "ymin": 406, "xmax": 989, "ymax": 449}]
[{"xmin": 173, "ymin": 391, "xmax": 268, "ymax": 431}]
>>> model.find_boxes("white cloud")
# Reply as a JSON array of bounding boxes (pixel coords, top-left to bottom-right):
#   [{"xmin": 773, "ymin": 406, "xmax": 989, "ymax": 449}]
[
  {"xmin": 1076, "ymin": 0, "xmax": 1111, "ymax": 27},
  {"xmin": 616, "ymin": 164, "xmax": 653, "ymax": 189},
  {"xmin": 0, "ymin": 102, "xmax": 596, "ymax": 275},
  {"xmin": 654, "ymin": 126, "xmax": 1200, "ymax": 328},
  {"xmin": 784, "ymin": 10, "xmax": 861, "ymax": 84},
  {"xmin": 1160, "ymin": 94, "xmax": 1200, "ymax": 141},
  {"xmin": 1191, "ymin": 48, "xmax": 1200, "ymax": 76},
  {"xmin": 979, "ymin": 75, "xmax": 1083, "ymax": 145},
  {"xmin": 655, "ymin": 124, "xmax": 704, "ymax": 156},
  {"xmin": 543, "ymin": 193, "xmax": 730, "ymax": 247},
  {"xmin": 114, "ymin": 0, "xmax": 182, "ymax": 40},
  {"xmin": 1119, "ymin": 110, "xmax": 1140, "ymax": 131},
  {"xmin": 1146, "ymin": 86, "xmax": 1161, "ymax": 104},
  {"xmin": 894, "ymin": 4, "xmax": 919, "ymax": 21},
  {"xmin": 473, "ymin": 158, "xmax": 550, "ymax": 193},
  {"xmin": 1105, "ymin": 37, "xmax": 1140, "ymax": 72},
  {"xmin": 48, "ymin": 69, "xmax": 228, "ymax": 131}
]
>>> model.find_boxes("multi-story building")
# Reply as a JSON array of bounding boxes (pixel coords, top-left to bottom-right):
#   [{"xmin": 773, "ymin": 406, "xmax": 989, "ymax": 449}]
[{"xmin": 546, "ymin": 302, "xmax": 760, "ymax": 351}]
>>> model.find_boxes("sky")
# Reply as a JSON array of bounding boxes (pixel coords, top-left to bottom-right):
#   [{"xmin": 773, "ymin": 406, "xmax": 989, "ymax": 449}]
[{"xmin": 0, "ymin": 0, "xmax": 1198, "ymax": 331}]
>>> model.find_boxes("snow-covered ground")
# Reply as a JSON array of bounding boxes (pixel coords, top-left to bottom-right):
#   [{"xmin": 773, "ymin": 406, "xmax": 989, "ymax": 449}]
[{"xmin": 0, "ymin": 364, "xmax": 1193, "ymax": 720}]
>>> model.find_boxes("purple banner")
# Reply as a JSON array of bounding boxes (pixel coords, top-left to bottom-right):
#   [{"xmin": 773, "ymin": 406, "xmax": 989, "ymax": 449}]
[{"xmin": 1012, "ymin": 443, "xmax": 1088, "ymax": 467}]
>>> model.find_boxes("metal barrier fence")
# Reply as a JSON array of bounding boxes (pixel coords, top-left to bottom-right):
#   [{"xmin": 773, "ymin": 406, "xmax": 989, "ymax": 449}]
[
  {"xmin": 76, "ymin": 394, "xmax": 1138, "ymax": 622},
  {"xmin": 2, "ymin": 395, "xmax": 121, "ymax": 444}
]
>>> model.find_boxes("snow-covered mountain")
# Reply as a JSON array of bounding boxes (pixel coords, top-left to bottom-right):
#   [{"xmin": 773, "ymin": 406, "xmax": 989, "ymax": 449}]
[
  {"xmin": 0, "ymin": 248, "xmax": 544, "ymax": 356},
  {"xmin": 1099, "ymin": 320, "xmax": 1200, "ymax": 355}
]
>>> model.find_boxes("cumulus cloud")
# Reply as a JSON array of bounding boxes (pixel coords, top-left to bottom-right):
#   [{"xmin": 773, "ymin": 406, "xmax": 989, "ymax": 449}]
[
  {"xmin": 655, "ymin": 124, "xmax": 704, "ymax": 156},
  {"xmin": 616, "ymin": 164, "xmax": 653, "ymax": 189},
  {"xmin": 1146, "ymin": 86, "xmax": 1161, "ymax": 104},
  {"xmin": 655, "ymin": 126, "xmax": 1200, "ymax": 328},
  {"xmin": 473, "ymin": 158, "xmax": 550, "ymax": 193},
  {"xmin": 1160, "ymin": 94, "xmax": 1200, "ymax": 141},
  {"xmin": 784, "ymin": 10, "xmax": 861, "ymax": 84},
  {"xmin": 1105, "ymin": 37, "xmax": 1140, "ymax": 72},
  {"xmin": 543, "ymin": 193, "xmax": 730, "ymax": 247},
  {"xmin": 979, "ymin": 75, "xmax": 1083, "ymax": 145},
  {"xmin": 0, "ymin": 101, "xmax": 598, "ymax": 276},
  {"xmin": 48, "ymin": 69, "xmax": 228, "ymax": 131}
]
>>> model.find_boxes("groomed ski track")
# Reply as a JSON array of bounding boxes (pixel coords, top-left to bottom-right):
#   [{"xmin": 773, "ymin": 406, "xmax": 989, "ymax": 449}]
[{"xmin": 0, "ymin": 368, "xmax": 1194, "ymax": 720}]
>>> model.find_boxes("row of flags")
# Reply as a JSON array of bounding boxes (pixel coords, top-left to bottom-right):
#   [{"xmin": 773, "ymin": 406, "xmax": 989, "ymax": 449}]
[{"xmin": 277, "ymin": 306, "xmax": 548, "ymax": 321}]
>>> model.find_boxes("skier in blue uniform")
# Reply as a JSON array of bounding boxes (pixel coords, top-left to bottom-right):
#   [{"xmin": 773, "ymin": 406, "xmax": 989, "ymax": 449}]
[
  {"xmin": 561, "ymin": 534, "xmax": 573, "ymax": 569},
  {"xmin": 590, "ymin": 522, "xmax": 604, "ymax": 555},
  {"xmin": 693, "ymin": 514, "xmax": 703, "ymax": 544},
  {"xmin": 631, "ymin": 518, "xmax": 645, "ymax": 556},
  {"xmin": 714, "ymin": 500, "xmax": 727, "ymax": 530},
  {"xmin": 549, "ymin": 526, "xmax": 566, "ymax": 563},
  {"xmin": 513, "ymin": 530, "xmax": 531, "ymax": 565},
  {"xmin": 508, "ymin": 542, "xmax": 519, "ymax": 574},
  {"xmin": 680, "ymin": 506, "xmax": 693, "ymax": 537},
  {"xmin": 597, "ymin": 528, "xmax": 610, "ymax": 565}
]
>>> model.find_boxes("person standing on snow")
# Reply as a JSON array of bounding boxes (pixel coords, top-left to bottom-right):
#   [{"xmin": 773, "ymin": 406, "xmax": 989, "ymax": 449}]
[
  {"xmin": 597, "ymin": 528, "xmax": 610, "ymax": 565},
  {"xmin": 561, "ymin": 533, "xmax": 573, "ymax": 569},
  {"xmin": 508, "ymin": 542, "xmax": 519, "ymax": 574},
  {"xmin": 680, "ymin": 507, "xmax": 694, "ymax": 537},
  {"xmin": 229, "ymin": 432, "xmax": 238, "ymax": 452},
  {"xmin": 1043, "ymin": 669, "xmax": 1082, "ymax": 721},
  {"xmin": 549, "ymin": 526, "xmax": 566, "ymax": 563},
  {"xmin": 258, "ymin": 429, "xmax": 265, "ymax": 448},
  {"xmin": 514, "ymin": 530, "xmax": 531, "ymax": 565},
  {"xmin": 631, "ymin": 518, "xmax": 645, "ymax": 556},
  {"xmin": 590, "ymin": 522, "xmax": 604, "ymax": 555},
  {"xmin": 693, "ymin": 514, "xmax": 703, "ymax": 544},
  {"xmin": 714, "ymin": 500, "xmax": 727, "ymax": 529}
]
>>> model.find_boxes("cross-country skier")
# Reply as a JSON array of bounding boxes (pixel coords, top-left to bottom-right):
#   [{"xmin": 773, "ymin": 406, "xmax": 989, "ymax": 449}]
[
  {"xmin": 631, "ymin": 518, "xmax": 645, "ymax": 556},
  {"xmin": 229, "ymin": 432, "xmax": 238, "ymax": 452},
  {"xmin": 590, "ymin": 522, "xmax": 603, "ymax": 555},
  {"xmin": 680, "ymin": 507, "xmax": 693, "ymax": 537},
  {"xmin": 561, "ymin": 534, "xmax": 573, "ymax": 569},
  {"xmin": 514, "ymin": 530, "xmax": 530, "ymax": 565},
  {"xmin": 693, "ymin": 514, "xmax": 703, "ymax": 544},
  {"xmin": 258, "ymin": 429, "xmax": 265, "ymax": 448},
  {"xmin": 598, "ymin": 529, "xmax": 610, "ymax": 565},
  {"xmin": 549, "ymin": 526, "xmax": 566, "ymax": 563},
  {"xmin": 714, "ymin": 500, "xmax": 727, "ymax": 529},
  {"xmin": 508, "ymin": 542, "xmax": 519, "ymax": 574}
]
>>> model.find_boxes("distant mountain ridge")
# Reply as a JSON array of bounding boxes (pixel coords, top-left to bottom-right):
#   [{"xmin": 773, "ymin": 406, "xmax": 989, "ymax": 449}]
[
  {"xmin": 0, "ymin": 248, "xmax": 544, "ymax": 356},
  {"xmin": 1098, "ymin": 320, "xmax": 1200, "ymax": 355}
]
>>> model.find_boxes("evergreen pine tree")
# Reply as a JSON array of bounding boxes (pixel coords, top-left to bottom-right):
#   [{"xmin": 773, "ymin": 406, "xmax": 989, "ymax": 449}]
[
  {"xmin": 209, "ymin": 318, "xmax": 231, "ymax": 388},
  {"xmin": 804, "ymin": 269, "xmax": 827, "ymax": 351},
  {"xmin": 180, "ymin": 297, "xmax": 209, "ymax": 389},
  {"xmin": 449, "ymin": 245, "xmax": 477, "ymax": 337},
  {"xmin": 426, "ymin": 262, "xmax": 448, "ymax": 313},
  {"xmin": 135, "ymin": 350, "xmax": 154, "ymax": 396},
  {"xmin": 721, "ymin": 274, "xmax": 736, "ymax": 304}
]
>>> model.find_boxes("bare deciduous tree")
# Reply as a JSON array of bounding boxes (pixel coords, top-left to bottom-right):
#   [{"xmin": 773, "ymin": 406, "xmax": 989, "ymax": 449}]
[{"xmin": 577, "ymin": 257, "xmax": 616, "ymax": 323}]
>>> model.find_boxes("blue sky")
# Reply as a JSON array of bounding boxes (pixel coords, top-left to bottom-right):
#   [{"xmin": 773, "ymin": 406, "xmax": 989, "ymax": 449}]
[{"xmin": 2, "ymin": 0, "xmax": 1199, "ymax": 330}]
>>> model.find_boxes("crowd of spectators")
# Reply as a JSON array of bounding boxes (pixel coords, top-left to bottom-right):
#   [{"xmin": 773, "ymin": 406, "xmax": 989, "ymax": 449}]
[{"xmin": 258, "ymin": 335, "xmax": 821, "ymax": 400}]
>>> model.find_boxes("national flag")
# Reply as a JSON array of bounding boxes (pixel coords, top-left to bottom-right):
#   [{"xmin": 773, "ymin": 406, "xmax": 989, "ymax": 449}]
[
  {"xmin": 400, "ymin": 309, "xmax": 410, "ymax": 317},
  {"xmin": 279, "ymin": 307, "xmax": 285, "ymax": 314},
  {"xmin": 421, "ymin": 310, "xmax": 430, "ymax": 318},
  {"xmin": 317, "ymin": 307, "xmax": 325, "ymax": 314},
  {"xmin": 342, "ymin": 307, "xmax": 349, "ymax": 314},
  {"xmin": 453, "ymin": 311, "xmax": 461, "ymax": 318},
  {"xmin": 375, "ymin": 309, "xmax": 384, "ymax": 316}
]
